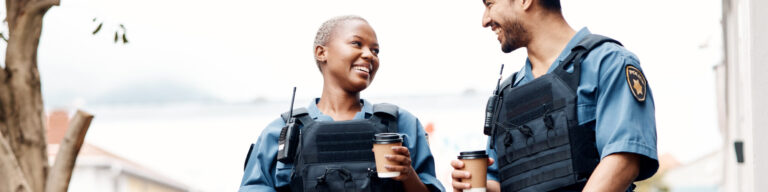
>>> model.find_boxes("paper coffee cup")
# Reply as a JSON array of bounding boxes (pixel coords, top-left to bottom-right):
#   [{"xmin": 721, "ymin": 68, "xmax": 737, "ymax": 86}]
[
  {"xmin": 372, "ymin": 133, "xmax": 403, "ymax": 178},
  {"xmin": 458, "ymin": 150, "xmax": 489, "ymax": 192}
]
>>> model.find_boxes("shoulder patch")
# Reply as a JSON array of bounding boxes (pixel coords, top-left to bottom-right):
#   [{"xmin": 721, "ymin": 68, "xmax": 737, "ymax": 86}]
[{"xmin": 625, "ymin": 65, "xmax": 647, "ymax": 102}]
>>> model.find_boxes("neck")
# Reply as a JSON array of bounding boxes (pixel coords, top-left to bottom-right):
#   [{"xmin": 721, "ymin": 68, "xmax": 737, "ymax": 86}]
[
  {"xmin": 317, "ymin": 82, "xmax": 362, "ymax": 121},
  {"xmin": 526, "ymin": 14, "xmax": 575, "ymax": 78}
]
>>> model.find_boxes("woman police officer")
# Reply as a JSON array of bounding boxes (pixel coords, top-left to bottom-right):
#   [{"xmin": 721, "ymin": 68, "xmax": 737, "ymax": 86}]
[{"xmin": 239, "ymin": 15, "xmax": 444, "ymax": 192}]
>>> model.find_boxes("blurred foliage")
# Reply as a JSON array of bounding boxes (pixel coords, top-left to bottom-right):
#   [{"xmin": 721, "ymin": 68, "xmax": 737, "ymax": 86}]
[
  {"xmin": 92, "ymin": 17, "xmax": 128, "ymax": 44},
  {"xmin": 0, "ymin": 16, "xmax": 127, "ymax": 44}
]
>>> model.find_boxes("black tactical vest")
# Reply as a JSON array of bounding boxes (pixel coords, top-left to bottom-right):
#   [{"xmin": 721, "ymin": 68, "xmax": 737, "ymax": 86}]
[
  {"xmin": 281, "ymin": 103, "xmax": 404, "ymax": 192},
  {"xmin": 486, "ymin": 35, "xmax": 622, "ymax": 192}
]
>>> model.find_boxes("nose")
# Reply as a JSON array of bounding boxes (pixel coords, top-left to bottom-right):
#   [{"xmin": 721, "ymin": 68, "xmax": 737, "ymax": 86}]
[
  {"xmin": 482, "ymin": 9, "xmax": 492, "ymax": 28},
  {"xmin": 361, "ymin": 47, "xmax": 374, "ymax": 62}
]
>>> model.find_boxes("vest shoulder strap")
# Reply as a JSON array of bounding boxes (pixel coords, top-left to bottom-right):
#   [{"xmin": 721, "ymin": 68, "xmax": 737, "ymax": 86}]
[
  {"xmin": 500, "ymin": 72, "xmax": 519, "ymax": 90},
  {"xmin": 372, "ymin": 103, "xmax": 399, "ymax": 133},
  {"xmin": 576, "ymin": 34, "xmax": 623, "ymax": 52},
  {"xmin": 373, "ymin": 103, "xmax": 398, "ymax": 118},
  {"xmin": 280, "ymin": 107, "xmax": 311, "ymax": 124},
  {"xmin": 556, "ymin": 34, "xmax": 623, "ymax": 91}
]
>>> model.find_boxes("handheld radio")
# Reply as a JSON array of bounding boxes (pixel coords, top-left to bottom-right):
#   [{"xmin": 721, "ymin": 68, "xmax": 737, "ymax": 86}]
[
  {"xmin": 484, "ymin": 64, "xmax": 504, "ymax": 136},
  {"xmin": 277, "ymin": 87, "xmax": 299, "ymax": 163}
]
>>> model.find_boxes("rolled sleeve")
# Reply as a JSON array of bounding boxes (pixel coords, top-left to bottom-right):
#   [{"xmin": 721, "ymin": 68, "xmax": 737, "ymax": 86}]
[
  {"xmin": 398, "ymin": 109, "xmax": 446, "ymax": 192},
  {"xmin": 594, "ymin": 52, "xmax": 659, "ymax": 180},
  {"xmin": 239, "ymin": 118, "xmax": 285, "ymax": 192}
]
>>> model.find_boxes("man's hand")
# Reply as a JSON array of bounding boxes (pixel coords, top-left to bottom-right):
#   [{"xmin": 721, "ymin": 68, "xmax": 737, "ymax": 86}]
[
  {"xmin": 450, "ymin": 158, "xmax": 499, "ymax": 192},
  {"xmin": 583, "ymin": 153, "xmax": 641, "ymax": 192}
]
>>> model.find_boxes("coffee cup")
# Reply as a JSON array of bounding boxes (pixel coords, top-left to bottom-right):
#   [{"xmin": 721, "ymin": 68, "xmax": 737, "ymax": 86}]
[
  {"xmin": 372, "ymin": 133, "xmax": 403, "ymax": 178},
  {"xmin": 458, "ymin": 150, "xmax": 489, "ymax": 192}
]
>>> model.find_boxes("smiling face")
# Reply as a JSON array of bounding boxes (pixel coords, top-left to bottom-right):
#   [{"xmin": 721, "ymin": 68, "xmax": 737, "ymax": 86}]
[
  {"xmin": 315, "ymin": 19, "xmax": 380, "ymax": 93},
  {"xmin": 482, "ymin": 0, "xmax": 531, "ymax": 53}
]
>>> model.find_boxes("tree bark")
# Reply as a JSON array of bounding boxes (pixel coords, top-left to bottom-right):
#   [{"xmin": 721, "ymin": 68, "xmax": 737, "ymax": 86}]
[
  {"xmin": 0, "ymin": 136, "xmax": 32, "ymax": 192},
  {"xmin": 0, "ymin": 0, "xmax": 61, "ymax": 191},
  {"xmin": 44, "ymin": 110, "xmax": 93, "ymax": 192}
]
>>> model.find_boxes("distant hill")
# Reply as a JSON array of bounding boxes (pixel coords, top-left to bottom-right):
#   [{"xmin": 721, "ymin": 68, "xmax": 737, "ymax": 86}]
[{"xmin": 90, "ymin": 79, "xmax": 221, "ymax": 105}]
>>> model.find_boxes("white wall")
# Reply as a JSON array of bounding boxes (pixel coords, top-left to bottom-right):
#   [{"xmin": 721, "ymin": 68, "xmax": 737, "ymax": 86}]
[
  {"xmin": 68, "ymin": 165, "xmax": 120, "ymax": 192},
  {"xmin": 720, "ymin": 0, "xmax": 768, "ymax": 191},
  {"xmin": 748, "ymin": 0, "xmax": 768, "ymax": 190}
]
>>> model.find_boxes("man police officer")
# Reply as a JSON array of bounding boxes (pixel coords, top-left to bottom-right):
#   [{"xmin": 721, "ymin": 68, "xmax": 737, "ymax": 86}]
[{"xmin": 450, "ymin": 0, "xmax": 658, "ymax": 191}]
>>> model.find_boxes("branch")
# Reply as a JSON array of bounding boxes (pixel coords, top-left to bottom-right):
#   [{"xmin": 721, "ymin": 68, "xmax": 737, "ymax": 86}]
[
  {"xmin": 25, "ymin": 0, "xmax": 60, "ymax": 14},
  {"xmin": 44, "ymin": 110, "xmax": 93, "ymax": 192},
  {"xmin": 0, "ymin": 136, "xmax": 32, "ymax": 192}
]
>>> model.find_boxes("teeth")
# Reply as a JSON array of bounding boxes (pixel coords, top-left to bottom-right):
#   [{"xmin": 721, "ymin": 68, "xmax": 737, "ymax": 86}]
[{"xmin": 353, "ymin": 66, "xmax": 370, "ymax": 73}]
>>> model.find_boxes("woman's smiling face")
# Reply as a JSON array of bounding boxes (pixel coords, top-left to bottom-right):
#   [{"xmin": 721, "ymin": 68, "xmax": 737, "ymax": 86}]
[{"xmin": 318, "ymin": 19, "xmax": 380, "ymax": 93}]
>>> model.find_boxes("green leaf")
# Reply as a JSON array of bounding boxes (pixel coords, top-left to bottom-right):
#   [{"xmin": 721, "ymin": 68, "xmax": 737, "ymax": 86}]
[
  {"xmin": 0, "ymin": 32, "xmax": 6, "ymax": 42},
  {"xmin": 92, "ymin": 22, "xmax": 103, "ymax": 35},
  {"xmin": 122, "ymin": 33, "xmax": 128, "ymax": 44},
  {"xmin": 114, "ymin": 32, "xmax": 118, "ymax": 43},
  {"xmin": 93, "ymin": 17, "xmax": 97, "ymax": 22}
]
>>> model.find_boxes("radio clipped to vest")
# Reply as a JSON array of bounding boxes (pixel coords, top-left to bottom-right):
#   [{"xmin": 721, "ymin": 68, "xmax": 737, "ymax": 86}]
[
  {"xmin": 484, "ymin": 64, "xmax": 505, "ymax": 137},
  {"xmin": 277, "ymin": 87, "xmax": 299, "ymax": 163}
]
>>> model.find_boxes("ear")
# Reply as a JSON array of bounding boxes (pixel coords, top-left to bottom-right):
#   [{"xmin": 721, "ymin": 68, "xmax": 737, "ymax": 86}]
[
  {"xmin": 315, "ymin": 45, "xmax": 328, "ymax": 67},
  {"xmin": 519, "ymin": 0, "xmax": 533, "ymax": 11}
]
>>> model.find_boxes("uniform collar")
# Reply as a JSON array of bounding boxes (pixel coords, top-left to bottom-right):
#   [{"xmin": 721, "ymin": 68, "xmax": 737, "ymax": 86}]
[
  {"xmin": 517, "ymin": 27, "xmax": 592, "ymax": 85},
  {"xmin": 306, "ymin": 98, "xmax": 373, "ymax": 121}
]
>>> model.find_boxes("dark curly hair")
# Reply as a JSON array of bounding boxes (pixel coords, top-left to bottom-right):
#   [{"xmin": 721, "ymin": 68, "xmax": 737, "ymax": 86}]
[{"xmin": 540, "ymin": 0, "xmax": 561, "ymax": 13}]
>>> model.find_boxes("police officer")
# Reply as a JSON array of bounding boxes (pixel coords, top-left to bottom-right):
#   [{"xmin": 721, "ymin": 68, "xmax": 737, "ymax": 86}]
[
  {"xmin": 239, "ymin": 15, "xmax": 444, "ymax": 192},
  {"xmin": 450, "ymin": 0, "xmax": 658, "ymax": 191}
]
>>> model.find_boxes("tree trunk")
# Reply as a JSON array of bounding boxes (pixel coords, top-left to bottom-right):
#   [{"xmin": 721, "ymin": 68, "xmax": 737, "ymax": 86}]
[
  {"xmin": 0, "ymin": 0, "xmax": 60, "ymax": 192},
  {"xmin": 0, "ymin": 136, "xmax": 33, "ymax": 192}
]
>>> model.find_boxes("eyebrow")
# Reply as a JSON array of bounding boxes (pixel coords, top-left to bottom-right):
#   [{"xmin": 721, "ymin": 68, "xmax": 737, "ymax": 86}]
[{"xmin": 353, "ymin": 35, "xmax": 379, "ymax": 47}]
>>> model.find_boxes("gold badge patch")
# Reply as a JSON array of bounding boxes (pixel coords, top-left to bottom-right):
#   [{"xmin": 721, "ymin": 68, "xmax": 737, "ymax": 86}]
[{"xmin": 625, "ymin": 65, "xmax": 647, "ymax": 102}]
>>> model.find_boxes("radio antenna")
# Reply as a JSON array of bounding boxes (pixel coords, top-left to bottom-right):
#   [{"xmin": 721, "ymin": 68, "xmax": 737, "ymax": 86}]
[
  {"xmin": 494, "ymin": 64, "xmax": 504, "ymax": 94},
  {"xmin": 287, "ymin": 86, "xmax": 296, "ymax": 123}
]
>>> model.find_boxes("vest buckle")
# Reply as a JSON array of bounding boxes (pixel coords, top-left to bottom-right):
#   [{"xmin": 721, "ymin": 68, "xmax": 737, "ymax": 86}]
[{"xmin": 518, "ymin": 125, "xmax": 533, "ymax": 137}]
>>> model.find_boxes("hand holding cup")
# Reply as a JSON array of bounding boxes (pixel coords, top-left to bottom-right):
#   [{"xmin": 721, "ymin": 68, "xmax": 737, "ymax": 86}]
[
  {"xmin": 451, "ymin": 151, "xmax": 493, "ymax": 192},
  {"xmin": 373, "ymin": 133, "xmax": 406, "ymax": 179}
]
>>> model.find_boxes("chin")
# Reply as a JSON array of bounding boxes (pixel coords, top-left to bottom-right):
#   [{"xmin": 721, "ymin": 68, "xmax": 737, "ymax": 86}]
[
  {"xmin": 501, "ymin": 43, "xmax": 520, "ymax": 53},
  {"xmin": 347, "ymin": 81, "xmax": 370, "ymax": 93}
]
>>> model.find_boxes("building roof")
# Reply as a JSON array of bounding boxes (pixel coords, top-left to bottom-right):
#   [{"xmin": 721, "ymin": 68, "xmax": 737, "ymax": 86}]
[{"xmin": 46, "ymin": 109, "xmax": 189, "ymax": 191}]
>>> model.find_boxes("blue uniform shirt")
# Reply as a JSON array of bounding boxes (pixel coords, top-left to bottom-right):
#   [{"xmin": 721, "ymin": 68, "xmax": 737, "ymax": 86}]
[
  {"xmin": 240, "ymin": 98, "xmax": 445, "ymax": 192},
  {"xmin": 486, "ymin": 28, "xmax": 659, "ymax": 188}
]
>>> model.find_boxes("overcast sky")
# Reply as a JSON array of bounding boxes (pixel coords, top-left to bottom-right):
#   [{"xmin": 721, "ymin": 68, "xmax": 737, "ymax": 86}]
[
  {"xmin": 28, "ymin": 0, "xmax": 723, "ymax": 157},
  {"xmin": 1, "ymin": 0, "xmax": 725, "ymax": 191},
  {"xmin": 25, "ymin": 0, "xmax": 721, "ymax": 104}
]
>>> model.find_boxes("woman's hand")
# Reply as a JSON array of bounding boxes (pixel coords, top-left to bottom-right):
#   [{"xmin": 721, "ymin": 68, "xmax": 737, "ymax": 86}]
[
  {"xmin": 385, "ymin": 146, "xmax": 431, "ymax": 192},
  {"xmin": 385, "ymin": 146, "xmax": 416, "ymax": 181}
]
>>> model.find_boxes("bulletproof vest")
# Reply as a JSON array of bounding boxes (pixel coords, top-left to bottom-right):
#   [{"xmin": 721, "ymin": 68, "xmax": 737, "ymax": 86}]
[
  {"xmin": 486, "ymin": 35, "xmax": 622, "ymax": 192},
  {"xmin": 282, "ymin": 103, "xmax": 405, "ymax": 192}
]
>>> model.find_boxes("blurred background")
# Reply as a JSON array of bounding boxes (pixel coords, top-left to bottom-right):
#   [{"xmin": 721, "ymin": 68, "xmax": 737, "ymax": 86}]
[{"xmin": 3, "ymin": 0, "xmax": 766, "ymax": 191}]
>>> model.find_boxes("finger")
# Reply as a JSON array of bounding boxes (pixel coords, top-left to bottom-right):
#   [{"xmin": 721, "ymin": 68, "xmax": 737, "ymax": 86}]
[
  {"xmin": 391, "ymin": 146, "xmax": 411, "ymax": 157},
  {"xmin": 451, "ymin": 170, "xmax": 471, "ymax": 179},
  {"xmin": 488, "ymin": 157, "xmax": 495, "ymax": 166},
  {"xmin": 452, "ymin": 170, "xmax": 470, "ymax": 191},
  {"xmin": 385, "ymin": 155, "xmax": 412, "ymax": 165},
  {"xmin": 450, "ymin": 159, "xmax": 465, "ymax": 169},
  {"xmin": 384, "ymin": 165, "xmax": 408, "ymax": 173},
  {"xmin": 390, "ymin": 166, "xmax": 412, "ymax": 181},
  {"xmin": 452, "ymin": 180, "xmax": 471, "ymax": 190}
]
